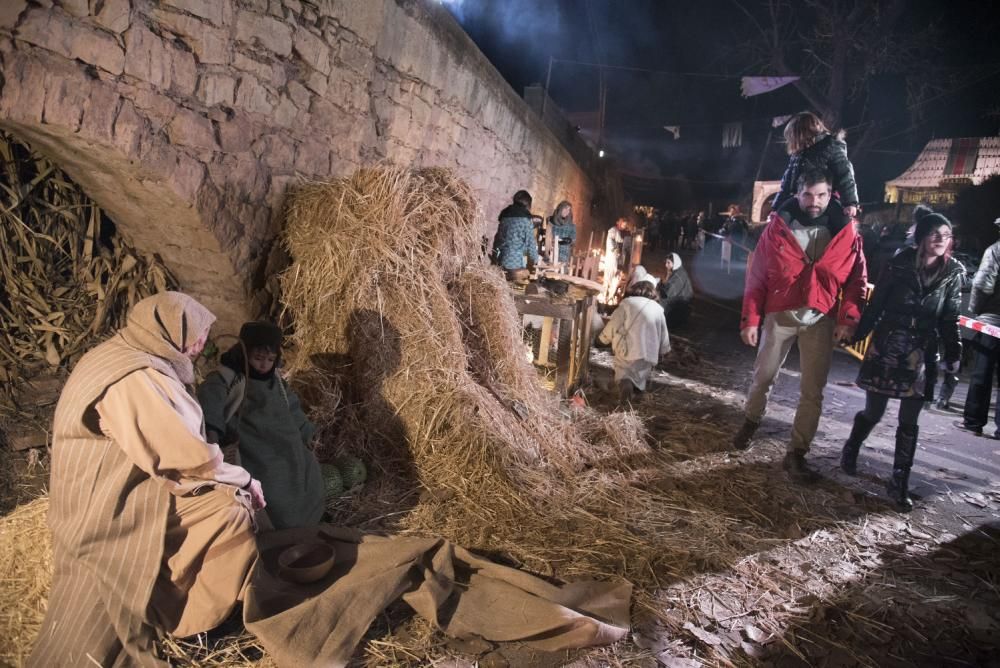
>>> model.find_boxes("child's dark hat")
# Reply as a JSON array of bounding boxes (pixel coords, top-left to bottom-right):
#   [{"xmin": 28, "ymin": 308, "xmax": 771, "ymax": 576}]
[{"xmin": 239, "ymin": 321, "xmax": 282, "ymax": 350}]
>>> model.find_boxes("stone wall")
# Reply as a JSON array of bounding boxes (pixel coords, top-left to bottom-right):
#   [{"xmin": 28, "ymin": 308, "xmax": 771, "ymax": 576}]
[{"xmin": 0, "ymin": 0, "xmax": 613, "ymax": 334}]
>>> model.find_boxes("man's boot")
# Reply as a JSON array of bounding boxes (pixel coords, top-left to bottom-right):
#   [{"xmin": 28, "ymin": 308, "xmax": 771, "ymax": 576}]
[
  {"xmin": 618, "ymin": 379, "xmax": 635, "ymax": 406},
  {"xmin": 936, "ymin": 374, "xmax": 958, "ymax": 410},
  {"xmin": 886, "ymin": 424, "xmax": 918, "ymax": 512},
  {"xmin": 840, "ymin": 411, "xmax": 877, "ymax": 476},
  {"xmin": 782, "ymin": 449, "xmax": 820, "ymax": 483},
  {"xmin": 732, "ymin": 419, "xmax": 759, "ymax": 450}
]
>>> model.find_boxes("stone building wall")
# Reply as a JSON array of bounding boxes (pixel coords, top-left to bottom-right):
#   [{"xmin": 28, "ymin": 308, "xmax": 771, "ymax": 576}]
[{"xmin": 0, "ymin": 0, "xmax": 612, "ymax": 333}]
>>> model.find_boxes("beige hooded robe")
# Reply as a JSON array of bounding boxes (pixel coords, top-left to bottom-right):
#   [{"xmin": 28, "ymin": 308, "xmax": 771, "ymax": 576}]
[{"xmin": 29, "ymin": 292, "xmax": 258, "ymax": 667}]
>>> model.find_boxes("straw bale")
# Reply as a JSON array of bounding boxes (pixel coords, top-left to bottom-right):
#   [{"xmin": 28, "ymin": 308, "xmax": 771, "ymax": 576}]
[
  {"xmin": 451, "ymin": 264, "xmax": 550, "ymax": 408},
  {"xmin": 0, "ymin": 496, "xmax": 52, "ymax": 667},
  {"xmin": 280, "ymin": 166, "xmax": 656, "ymax": 573}
]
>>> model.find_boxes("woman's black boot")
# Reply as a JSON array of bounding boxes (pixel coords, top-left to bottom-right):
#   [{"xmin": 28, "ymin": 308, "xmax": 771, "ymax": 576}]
[
  {"xmin": 840, "ymin": 411, "xmax": 877, "ymax": 475},
  {"xmin": 887, "ymin": 424, "xmax": 918, "ymax": 512}
]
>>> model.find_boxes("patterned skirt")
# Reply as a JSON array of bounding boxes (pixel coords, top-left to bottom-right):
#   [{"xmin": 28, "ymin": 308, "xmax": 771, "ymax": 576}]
[{"xmin": 856, "ymin": 325, "xmax": 933, "ymax": 398}]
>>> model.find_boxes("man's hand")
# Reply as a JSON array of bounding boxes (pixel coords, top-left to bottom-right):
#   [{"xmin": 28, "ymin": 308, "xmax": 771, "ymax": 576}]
[
  {"xmin": 833, "ymin": 324, "xmax": 855, "ymax": 344},
  {"xmin": 740, "ymin": 326, "xmax": 759, "ymax": 347},
  {"xmin": 844, "ymin": 205, "xmax": 858, "ymax": 218},
  {"xmin": 247, "ymin": 479, "xmax": 266, "ymax": 511}
]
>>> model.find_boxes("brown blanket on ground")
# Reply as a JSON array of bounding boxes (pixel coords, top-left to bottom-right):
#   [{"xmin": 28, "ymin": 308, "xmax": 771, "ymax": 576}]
[{"xmin": 243, "ymin": 526, "xmax": 631, "ymax": 666}]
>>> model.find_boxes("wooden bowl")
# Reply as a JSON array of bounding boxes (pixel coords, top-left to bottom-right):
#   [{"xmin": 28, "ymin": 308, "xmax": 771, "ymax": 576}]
[{"xmin": 277, "ymin": 541, "xmax": 336, "ymax": 584}]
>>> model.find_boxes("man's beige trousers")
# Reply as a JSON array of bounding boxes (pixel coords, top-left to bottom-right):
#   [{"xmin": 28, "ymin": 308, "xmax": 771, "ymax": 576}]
[{"xmin": 744, "ymin": 313, "xmax": 836, "ymax": 452}]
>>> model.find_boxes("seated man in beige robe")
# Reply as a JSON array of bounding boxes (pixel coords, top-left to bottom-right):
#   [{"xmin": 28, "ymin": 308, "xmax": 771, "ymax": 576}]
[{"xmin": 30, "ymin": 292, "xmax": 265, "ymax": 667}]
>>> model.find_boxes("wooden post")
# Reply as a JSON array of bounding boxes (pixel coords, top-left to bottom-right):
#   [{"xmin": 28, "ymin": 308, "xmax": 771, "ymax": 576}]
[
  {"xmin": 538, "ymin": 317, "xmax": 554, "ymax": 366},
  {"xmin": 555, "ymin": 315, "xmax": 573, "ymax": 395},
  {"xmin": 577, "ymin": 295, "xmax": 595, "ymax": 388}
]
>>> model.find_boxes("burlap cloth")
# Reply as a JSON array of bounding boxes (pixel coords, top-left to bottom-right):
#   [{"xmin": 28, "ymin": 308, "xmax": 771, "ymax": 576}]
[{"xmin": 243, "ymin": 526, "xmax": 631, "ymax": 666}]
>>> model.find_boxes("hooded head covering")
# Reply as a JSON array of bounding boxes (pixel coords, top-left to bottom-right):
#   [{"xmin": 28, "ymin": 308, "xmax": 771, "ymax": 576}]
[
  {"xmin": 221, "ymin": 321, "xmax": 283, "ymax": 380},
  {"xmin": 666, "ymin": 253, "xmax": 682, "ymax": 270},
  {"xmin": 912, "ymin": 204, "xmax": 952, "ymax": 246},
  {"xmin": 118, "ymin": 291, "xmax": 215, "ymax": 384},
  {"xmin": 627, "ymin": 265, "xmax": 659, "ymax": 288}
]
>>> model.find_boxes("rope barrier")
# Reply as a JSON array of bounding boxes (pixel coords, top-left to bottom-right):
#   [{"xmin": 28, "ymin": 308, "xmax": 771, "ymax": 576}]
[{"xmin": 959, "ymin": 315, "xmax": 1000, "ymax": 339}]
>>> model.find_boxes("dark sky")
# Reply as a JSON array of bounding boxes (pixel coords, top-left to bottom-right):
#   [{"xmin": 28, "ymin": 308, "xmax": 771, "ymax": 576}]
[{"xmin": 441, "ymin": 0, "xmax": 1000, "ymax": 209}]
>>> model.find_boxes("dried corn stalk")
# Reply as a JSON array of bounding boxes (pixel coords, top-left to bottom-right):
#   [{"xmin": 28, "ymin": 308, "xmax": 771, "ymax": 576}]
[{"xmin": 0, "ymin": 130, "xmax": 175, "ymax": 400}]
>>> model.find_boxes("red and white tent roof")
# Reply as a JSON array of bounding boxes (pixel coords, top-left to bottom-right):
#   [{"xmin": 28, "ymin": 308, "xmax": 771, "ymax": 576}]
[{"xmin": 886, "ymin": 136, "xmax": 1000, "ymax": 189}]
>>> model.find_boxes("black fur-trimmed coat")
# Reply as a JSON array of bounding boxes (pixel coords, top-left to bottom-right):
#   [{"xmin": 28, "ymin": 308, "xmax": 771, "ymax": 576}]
[{"xmin": 854, "ymin": 247, "xmax": 964, "ymax": 398}]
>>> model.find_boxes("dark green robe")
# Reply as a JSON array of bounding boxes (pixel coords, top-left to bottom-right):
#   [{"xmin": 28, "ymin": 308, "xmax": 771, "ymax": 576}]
[{"xmin": 198, "ymin": 371, "xmax": 325, "ymax": 529}]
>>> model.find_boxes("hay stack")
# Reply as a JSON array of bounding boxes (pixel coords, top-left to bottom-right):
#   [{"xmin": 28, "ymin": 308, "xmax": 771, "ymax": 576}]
[
  {"xmin": 0, "ymin": 167, "xmax": 657, "ymax": 663},
  {"xmin": 0, "ymin": 496, "xmax": 51, "ymax": 666},
  {"xmin": 280, "ymin": 166, "xmax": 653, "ymax": 573}
]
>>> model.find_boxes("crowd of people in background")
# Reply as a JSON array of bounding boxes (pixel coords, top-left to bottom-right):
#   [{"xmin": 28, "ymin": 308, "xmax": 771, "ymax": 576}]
[
  {"xmin": 507, "ymin": 110, "xmax": 1000, "ymax": 518},
  {"xmin": 645, "ymin": 210, "xmax": 706, "ymax": 253}
]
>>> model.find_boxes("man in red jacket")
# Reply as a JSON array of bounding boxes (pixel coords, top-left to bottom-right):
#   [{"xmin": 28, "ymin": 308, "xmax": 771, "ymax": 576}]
[{"xmin": 733, "ymin": 169, "xmax": 867, "ymax": 482}]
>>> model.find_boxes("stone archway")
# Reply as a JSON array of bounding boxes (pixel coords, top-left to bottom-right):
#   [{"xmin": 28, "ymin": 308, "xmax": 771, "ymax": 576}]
[
  {"xmin": 0, "ymin": 0, "xmax": 338, "ymax": 334},
  {"xmin": 0, "ymin": 114, "xmax": 254, "ymax": 331},
  {"xmin": 1, "ymin": 0, "xmax": 612, "ymax": 335}
]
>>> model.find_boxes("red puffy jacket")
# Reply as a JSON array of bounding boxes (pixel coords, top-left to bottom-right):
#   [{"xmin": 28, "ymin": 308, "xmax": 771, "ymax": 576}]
[{"xmin": 741, "ymin": 209, "xmax": 867, "ymax": 330}]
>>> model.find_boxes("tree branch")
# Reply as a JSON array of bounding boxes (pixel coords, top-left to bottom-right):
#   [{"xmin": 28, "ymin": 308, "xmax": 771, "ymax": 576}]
[{"xmin": 729, "ymin": 0, "xmax": 774, "ymax": 45}]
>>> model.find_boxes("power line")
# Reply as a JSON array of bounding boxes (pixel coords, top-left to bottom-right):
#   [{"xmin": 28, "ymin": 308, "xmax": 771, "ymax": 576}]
[
  {"xmin": 551, "ymin": 57, "xmax": 746, "ymax": 79},
  {"xmin": 620, "ymin": 171, "xmax": 745, "ymax": 185},
  {"xmin": 868, "ymin": 66, "xmax": 1000, "ymax": 148},
  {"xmin": 550, "ymin": 58, "xmax": 1000, "ymax": 81}
]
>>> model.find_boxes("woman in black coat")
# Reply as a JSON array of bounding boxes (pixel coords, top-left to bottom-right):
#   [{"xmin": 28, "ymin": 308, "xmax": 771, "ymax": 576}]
[{"xmin": 840, "ymin": 205, "xmax": 964, "ymax": 511}]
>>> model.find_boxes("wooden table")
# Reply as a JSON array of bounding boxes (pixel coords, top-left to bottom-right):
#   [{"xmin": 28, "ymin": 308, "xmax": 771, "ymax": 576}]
[{"xmin": 513, "ymin": 274, "xmax": 602, "ymax": 395}]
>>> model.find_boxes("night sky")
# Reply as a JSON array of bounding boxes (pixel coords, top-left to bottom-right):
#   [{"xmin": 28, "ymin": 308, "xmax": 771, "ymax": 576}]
[{"xmin": 440, "ymin": 0, "xmax": 1000, "ymax": 210}]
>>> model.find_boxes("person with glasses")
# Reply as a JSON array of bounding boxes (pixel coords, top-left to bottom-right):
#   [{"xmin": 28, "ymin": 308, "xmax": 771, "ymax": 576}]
[{"xmin": 841, "ymin": 205, "xmax": 964, "ymax": 512}]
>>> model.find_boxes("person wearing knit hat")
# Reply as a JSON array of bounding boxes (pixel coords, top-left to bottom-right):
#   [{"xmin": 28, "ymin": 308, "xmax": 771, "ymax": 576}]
[
  {"xmin": 198, "ymin": 321, "xmax": 326, "ymax": 530},
  {"xmin": 959, "ymin": 212, "xmax": 1000, "ymax": 438},
  {"xmin": 843, "ymin": 204, "xmax": 964, "ymax": 511},
  {"xmin": 658, "ymin": 253, "xmax": 694, "ymax": 328}
]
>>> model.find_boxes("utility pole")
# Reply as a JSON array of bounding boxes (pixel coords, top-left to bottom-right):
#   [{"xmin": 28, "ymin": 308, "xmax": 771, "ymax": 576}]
[
  {"xmin": 541, "ymin": 55, "xmax": 554, "ymax": 121},
  {"xmin": 597, "ymin": 66, "xmax": 607, "ymax": 151},
  {"xmin": 753, "ymin": 126, "xmax": 774, "ymax": 184},
  {"xmin": 584, "ymin": 0, "xmax": 607, "ymax": 153}
]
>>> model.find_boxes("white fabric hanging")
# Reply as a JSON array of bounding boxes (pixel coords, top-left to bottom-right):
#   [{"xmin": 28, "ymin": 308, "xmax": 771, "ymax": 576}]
[
  {"xmin": 741, "ymin": 76, "xmax": 800, "ymax": 97},
  {"xmin": 722, "ymin": 122, "xmax": 743, "ymax": 148}
]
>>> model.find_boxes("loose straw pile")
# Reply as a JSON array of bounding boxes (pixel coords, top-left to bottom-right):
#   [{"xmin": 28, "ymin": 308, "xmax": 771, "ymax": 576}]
[{"xmin": 279, "ymin": 166, "xmax": 653, "ymax": 576}]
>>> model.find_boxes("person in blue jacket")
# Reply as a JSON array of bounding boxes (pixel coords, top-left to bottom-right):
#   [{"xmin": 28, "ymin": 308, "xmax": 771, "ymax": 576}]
[
  {"xmin": 491, "ymin": 190, "xmax": 539, "ymax": 278},
  {"xmin": 547, "ymin": 200, "xmax": 577, "ymax": 264}
]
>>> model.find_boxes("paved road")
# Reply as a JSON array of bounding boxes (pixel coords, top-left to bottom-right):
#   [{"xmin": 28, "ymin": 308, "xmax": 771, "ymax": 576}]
[{"xmin": 652, "ymin": 246, "xmax": 1000, "ymax": 504}]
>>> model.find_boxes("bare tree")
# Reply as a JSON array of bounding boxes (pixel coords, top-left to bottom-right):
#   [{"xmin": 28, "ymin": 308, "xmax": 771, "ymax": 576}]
[{"xmin": 731, "ymin": 0, "xmax": 948, "ymax": 156}]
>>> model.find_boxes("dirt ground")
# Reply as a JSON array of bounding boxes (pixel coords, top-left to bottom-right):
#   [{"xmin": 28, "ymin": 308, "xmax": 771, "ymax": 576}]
[
  {"xmin": 598, "ymin": 247, "xmax": 1000, "ymax": 667},
  {"xmin": 1, "ymin": 249, "xmax": 998, "ymax": 667}
]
